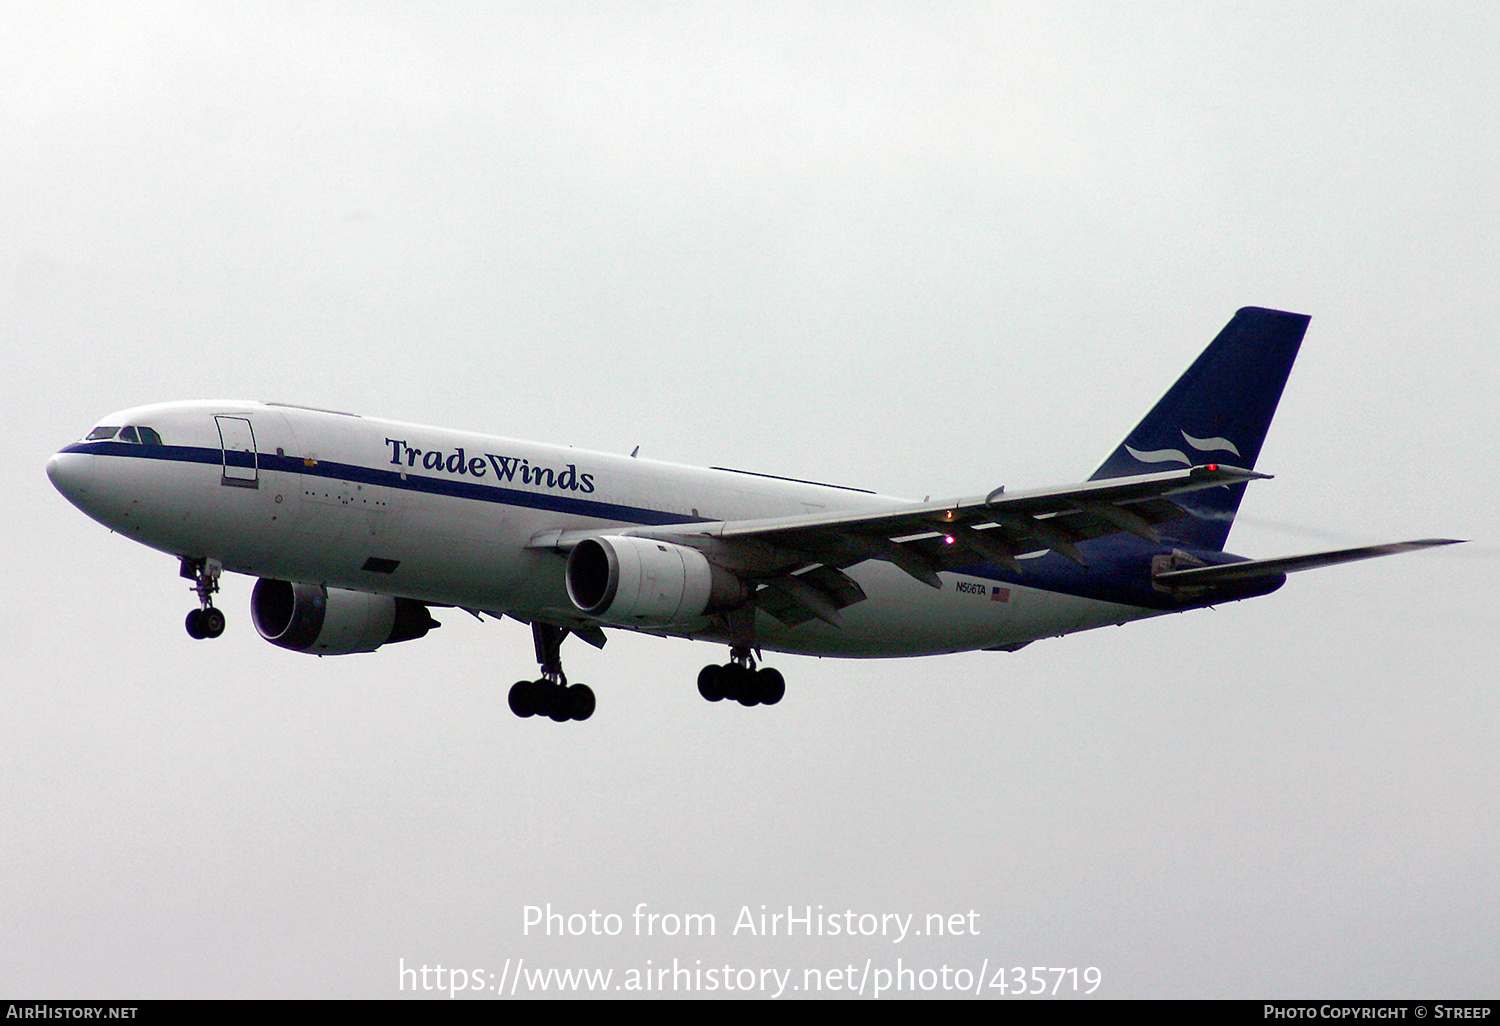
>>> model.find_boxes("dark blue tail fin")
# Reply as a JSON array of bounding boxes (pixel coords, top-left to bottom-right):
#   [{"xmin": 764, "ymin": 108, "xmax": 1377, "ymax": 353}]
[{"xmin": 1090, "ymin": 307, "xmax": 1310, "ymax": 551}]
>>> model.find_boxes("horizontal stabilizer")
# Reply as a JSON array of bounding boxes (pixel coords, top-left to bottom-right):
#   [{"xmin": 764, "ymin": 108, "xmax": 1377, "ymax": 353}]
[{"xmin": 1154, "ymin": 538, "xmax": 1464, "ymax": 588}]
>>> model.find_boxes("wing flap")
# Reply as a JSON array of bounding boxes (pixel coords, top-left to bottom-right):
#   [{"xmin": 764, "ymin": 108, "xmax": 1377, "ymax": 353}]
[{"xmin": 758, "ymin": 566, "xmax": 868, "ymax": 627}]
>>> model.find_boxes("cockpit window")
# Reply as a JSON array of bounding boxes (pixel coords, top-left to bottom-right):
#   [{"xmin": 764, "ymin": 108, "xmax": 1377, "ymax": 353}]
[{"xmin": 86, "ymin": 425, "xmax": 164, "ymax": 444}]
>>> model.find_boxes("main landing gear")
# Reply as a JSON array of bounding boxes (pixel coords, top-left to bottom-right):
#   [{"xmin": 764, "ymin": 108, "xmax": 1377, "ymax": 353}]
[
  {"xmin": 181, "ymin": 557, "xmax": 226, "ymax": 640},
  {"xmin": 697, "ymin": 646, "xmax": 785, "ymax": 707},
  {"xmin": 508, "ymin": 623, "xmax": 595, "ymax": 723}
]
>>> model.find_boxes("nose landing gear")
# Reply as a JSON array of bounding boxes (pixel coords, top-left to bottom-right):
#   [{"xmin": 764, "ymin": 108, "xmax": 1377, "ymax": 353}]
[{"xmin": 180, "ymin": 557, "xmax": 225, "ymax": 639}]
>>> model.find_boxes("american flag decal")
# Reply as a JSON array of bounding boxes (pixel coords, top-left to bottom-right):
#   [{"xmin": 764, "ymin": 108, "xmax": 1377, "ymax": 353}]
[{"xmin": 991, "ymin": 586, "xmax": 1010, "ymax": 603}]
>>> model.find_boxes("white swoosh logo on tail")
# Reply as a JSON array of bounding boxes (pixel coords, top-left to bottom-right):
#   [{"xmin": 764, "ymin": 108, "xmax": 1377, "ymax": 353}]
[
  {"xmin": 1125, "ymin": 445, "xmax": 1191, "ymax": 465},
  {"xmin": 1125, "ymin": 430, "xmax": 1242, "ymax": 467},
  {"xmin": 1180, "ymin": 431, "xmax": 1241, "ymax": 456}
]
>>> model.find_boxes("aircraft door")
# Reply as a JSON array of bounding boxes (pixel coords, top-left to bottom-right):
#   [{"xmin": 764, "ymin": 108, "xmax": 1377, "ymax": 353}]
[{"xmin": 216, "ymin": 416, "xmax": 259, "ymax": 487}]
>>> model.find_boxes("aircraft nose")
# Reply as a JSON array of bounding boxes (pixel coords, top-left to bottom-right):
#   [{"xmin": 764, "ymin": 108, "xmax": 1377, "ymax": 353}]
[{"xmin": 47, "ymin": 450, "xmax": 95, "ymax": 507}]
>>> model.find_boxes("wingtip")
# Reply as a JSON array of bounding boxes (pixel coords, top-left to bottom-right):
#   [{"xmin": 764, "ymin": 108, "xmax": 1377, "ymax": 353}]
[{"xmin": 1187, "ymin": 462, "xmax": 1272, "ymax": 482}]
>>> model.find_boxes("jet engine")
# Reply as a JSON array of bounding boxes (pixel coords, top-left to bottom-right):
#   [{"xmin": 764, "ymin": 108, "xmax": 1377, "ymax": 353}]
[
  {"xmin": 251, "ymin": 579, "xmax": 439, "ymax": 655},
  {"xmin": 565, "ymin": 536, "xmax": 748, "ymax": 625}
]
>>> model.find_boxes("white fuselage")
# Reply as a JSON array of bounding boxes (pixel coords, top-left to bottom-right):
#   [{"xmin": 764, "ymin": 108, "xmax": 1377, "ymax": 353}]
[{"xmin": 48, "ymin": 400, "xmax": 1160, "ymax": 658}]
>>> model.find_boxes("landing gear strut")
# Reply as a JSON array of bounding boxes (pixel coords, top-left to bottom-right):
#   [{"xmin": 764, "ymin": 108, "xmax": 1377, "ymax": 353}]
[
  {"xmin": 181, "ymin": 557, "xmax": 226, "ymax": 640},
  {"xmin": 508, "ymin": 623, "xmax": 595, "ymax": 722}
]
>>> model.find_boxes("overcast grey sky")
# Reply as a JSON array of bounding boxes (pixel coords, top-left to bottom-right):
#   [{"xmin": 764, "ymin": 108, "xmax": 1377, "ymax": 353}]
[{"xmin": 3, "ymin": 2, "xmax": 1496, "ymax": 999}]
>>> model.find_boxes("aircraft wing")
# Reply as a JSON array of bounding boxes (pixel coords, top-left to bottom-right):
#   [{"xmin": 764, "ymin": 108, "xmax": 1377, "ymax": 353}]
[
  {"xmin": 699, "ymin": 463, "xmax": 1266, "ymax": 576},
  {"xmin": 530, "ymin": 463, "xmax": 1269, "ymax": 625}
]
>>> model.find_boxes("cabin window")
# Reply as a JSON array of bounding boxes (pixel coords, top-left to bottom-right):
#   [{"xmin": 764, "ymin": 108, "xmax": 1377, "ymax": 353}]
[{"xmin": 86, "ymin": 426, "xmax": 120, "ymax": 441}]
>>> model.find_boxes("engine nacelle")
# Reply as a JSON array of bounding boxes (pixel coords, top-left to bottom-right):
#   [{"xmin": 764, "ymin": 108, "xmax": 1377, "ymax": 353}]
[
  {"xmin": 251, "ymin": 579, "xmax": 439, "ymax": 655},
  {"xmin": 565, "ymin": 536, "xmax": 748, "ymax": 626}
]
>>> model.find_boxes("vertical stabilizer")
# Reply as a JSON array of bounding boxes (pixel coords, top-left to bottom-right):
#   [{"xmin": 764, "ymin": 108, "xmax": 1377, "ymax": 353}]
[{"xmin": 1090, "ymin": 307, "xmax": 1310, "ymax": 551}]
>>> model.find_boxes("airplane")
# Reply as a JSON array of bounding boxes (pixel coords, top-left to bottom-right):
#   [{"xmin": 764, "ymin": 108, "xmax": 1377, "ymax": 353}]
[{"xmin": 46, "ymin": 307, "xmax": 1460, "ymax": 723}]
